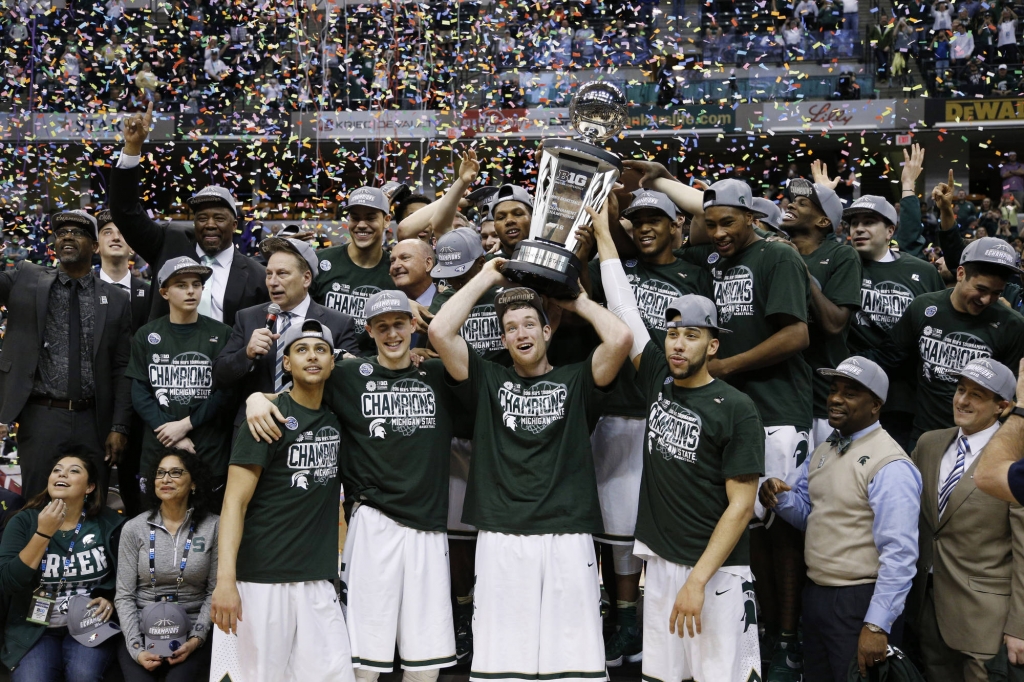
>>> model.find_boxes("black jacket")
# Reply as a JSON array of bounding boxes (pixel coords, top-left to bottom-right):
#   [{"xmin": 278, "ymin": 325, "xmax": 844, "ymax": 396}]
[
  {"xmin": 107, "ymin": 164, "xmax": 268, "ymax": 326},
  {"xmin": 93, "ymin": 271, "xmax": 151, "ymax": 334}
]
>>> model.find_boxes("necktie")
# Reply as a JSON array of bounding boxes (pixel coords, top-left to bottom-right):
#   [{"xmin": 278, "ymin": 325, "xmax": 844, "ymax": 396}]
[
  {"xmin": 274, "ymin": 312, "xmax": 294, "ymax": 392},
  {"xmin": 826, "ymin": 429, "xmax": 853, "ymax": 454},
  {"xmin": 197, "ymin": 255, "xmax": 217, "ymax": 317},
  {"xmin": 939, "ymin": 436, "xmax": 968, "ymax": 516},
  {"xmin": 115, "ymin": 283, "xmax": 129, "ymax": 292},
  {"xmin": 67, "ymin": 280, "xmax": 82, "ymax": 402}
]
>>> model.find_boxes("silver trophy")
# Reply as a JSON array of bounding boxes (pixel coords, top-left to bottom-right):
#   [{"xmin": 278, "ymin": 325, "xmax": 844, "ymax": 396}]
[{"xmin": 502, "ymin": 82, "xmax": 627, "ymax": 299}]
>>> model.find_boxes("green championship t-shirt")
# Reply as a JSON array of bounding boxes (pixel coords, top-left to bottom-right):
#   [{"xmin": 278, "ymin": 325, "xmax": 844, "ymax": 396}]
[
  {"xmin": 889, "ymin": 289, "xmax": 1024, "ymax": 434},
  {"xmin": 589, "ymin": 256, "xmax": 714, "ymax": 418},
  {"xmin": 125, "ymin": 315, "xmax": 234, "ymax": 476},
  {"xmin": 802, "ymin": 240, "xmax": 862, "ymax": 419},
  {"xmin": 634, "ymin": 340, "xmax": 764, "ymax": 567},
  {"xmin": 848, "ymin": 253, "xmax": 944, "ymax": 410},
  {"xmin": 452, "ymin": 350, "xmax": 607, "ymax": 535},
  {"xmin": 324, "ymin": 357, "xmax": 464, "ymax": 532},
  {"xmin": 680, "ymin": 241, "xmax": 814, "ymax": 430},
  {"xmin": 429, "ymin": 285, "xmax": 510, "ymax": 365},
  {"xmin": 311, "ymin": 244, "xmax": 394, "ymax": 328},
  {"xmin": 230, "ymin": 393, "xmax": 341, "ymax": 583}
]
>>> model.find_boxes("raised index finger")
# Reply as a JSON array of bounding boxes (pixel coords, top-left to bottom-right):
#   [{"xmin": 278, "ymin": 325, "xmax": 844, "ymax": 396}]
[{"xmin": 947, "ymin": 168, "xmax": 955, "ymax": 187}]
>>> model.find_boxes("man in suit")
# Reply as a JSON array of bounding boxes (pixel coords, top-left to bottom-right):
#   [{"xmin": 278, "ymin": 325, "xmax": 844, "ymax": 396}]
[
  {"xmin": 214, "ymin": 236, "xmax": 359, "ymax": 427},
  {"xmin": 0, "ymin": 210, "xmax": 132, "ymax": 499},
  {"xmin": 108, "ymin": 103, "xmax": 268, "ymax": 327},
  {"xmin": 909, "ymin": 357, "xmax": 1024, "ymax": 680}
]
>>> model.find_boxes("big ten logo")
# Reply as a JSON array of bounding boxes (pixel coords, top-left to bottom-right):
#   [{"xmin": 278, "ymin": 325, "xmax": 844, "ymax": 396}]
[{"xmin": 556, "ymin": 170, "xmax": 589, "ymax": 188}]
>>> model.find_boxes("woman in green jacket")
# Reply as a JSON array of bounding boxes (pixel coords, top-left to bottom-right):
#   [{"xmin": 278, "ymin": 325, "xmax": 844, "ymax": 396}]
[{"xmin": 0, "ymin": 452, "xmax": 125, "ymax": 681}]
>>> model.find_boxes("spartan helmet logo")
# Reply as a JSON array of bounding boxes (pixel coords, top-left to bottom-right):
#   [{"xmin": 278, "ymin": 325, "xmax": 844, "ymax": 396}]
[
  {"xmin": 155, "ymin": 389, "xmax": 170, "ymax": 408},
  {"xmin": 741, "ymin": 580, "xmax": 757, "ymax": 633},
  {"xmin": 290, "ymin": 471, "xmax": 310, "ymax": 489},
  {"xmin": 858, "ymin": 455, "xmax": 870, "ymax": 466},
  {"xmin": 503, "ymin": 414, "xmax": 517, "ymax": 431},
  {"xmin": 368, "ymin": 419, "xmax": 387, "ymax": 439}
]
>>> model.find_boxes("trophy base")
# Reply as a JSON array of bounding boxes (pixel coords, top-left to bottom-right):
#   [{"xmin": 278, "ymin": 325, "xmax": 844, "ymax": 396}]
[{"xmin": 502, "ymin": 241, "xmax": 583, "ymax": 300}]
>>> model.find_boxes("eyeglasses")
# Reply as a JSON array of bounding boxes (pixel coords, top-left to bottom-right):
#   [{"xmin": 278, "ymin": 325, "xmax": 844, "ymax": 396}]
[
  {"xmin": 154, "ymin": 468, "xmax": 188, "ymax": 480},
  {"xmin": 54, "ymin": 227, "xmax": 90, "ymax": 239}
]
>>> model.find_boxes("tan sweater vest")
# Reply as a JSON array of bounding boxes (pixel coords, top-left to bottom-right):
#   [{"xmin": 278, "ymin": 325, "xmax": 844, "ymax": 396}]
[{"xmin": 805, "ymin": 426, "xmax": 912, "ymax": 587}]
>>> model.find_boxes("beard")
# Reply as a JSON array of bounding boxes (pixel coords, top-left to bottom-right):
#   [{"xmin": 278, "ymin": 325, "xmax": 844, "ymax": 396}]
[{"xmin": 668, "ymin": 345, "xmax": 709, "ymax": 380}]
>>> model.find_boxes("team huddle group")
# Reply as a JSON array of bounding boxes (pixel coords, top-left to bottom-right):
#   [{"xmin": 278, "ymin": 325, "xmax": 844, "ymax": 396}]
[{"xmin": 0, "ymin": 101, "xmax": 1023, "ymax": 682}]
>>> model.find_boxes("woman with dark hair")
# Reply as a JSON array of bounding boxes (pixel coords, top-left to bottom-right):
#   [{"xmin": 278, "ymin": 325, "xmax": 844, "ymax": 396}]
[
  {"xmin": 115, "ymin": 449, "xmax": 218, "ymax": 681},
  {"xmin": 0, "ymin": 452, "xmax": 125, "ymax": 681}
]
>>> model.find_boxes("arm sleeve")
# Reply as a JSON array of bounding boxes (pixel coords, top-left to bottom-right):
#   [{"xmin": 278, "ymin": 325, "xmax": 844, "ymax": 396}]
[
  {"xmin": 114, "ymin": 521, "xmax": 145, "ymax": 657},
  {"xmin": 773, "ymin": 457, "xmax": 812, "ymax": 531},
  {"xmin": 116, "ymin": 153, "xmax": 141, "ymax": 169},
  {"xmin": 865, "ymin": 459, "xmax": 923, "ymax": 633},
  {"xmin": 895, "ymin": 194, "xmax": 926, "ymax": 258},
  {"xmin": 821, "ymin": 248, "xmax": 863, "ymax": 309},
  {"xmin": 0, "ymin": 513, "xmax": 41, "ymax": 596},
  {"xmin": 112, "ymin": 303, "xmax": 134, "ymax": 430},
  {"xmin": 937, "ymin": 227, "xmax": 966, "ymax": 272},
  {"xmin": 1005, "ymin": 504, "xmax": 1024, "ymax": 639},
  {"xmin": 189, "ymin": 388, "xmax": 236, "ymax": 428},
  {"xmin": 132, "ymin": 379, "xmax": 171, "ymax": 430},
  {"xmin": 212, "ymin": 318, "xmax": 256, "ymax": 388},
  {"xmin": 600, "ymin": 258, "xmax": 650, "ymax": 360},
  {"xmin": 765, "ymin": 249, "xmax": 810, "ymax": 322},
  {"xmin": 877, "ymin": 301, "xmax": 919, "ymax": 372}
]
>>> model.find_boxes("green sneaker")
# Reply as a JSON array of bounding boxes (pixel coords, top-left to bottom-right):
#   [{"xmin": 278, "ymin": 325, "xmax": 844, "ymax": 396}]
[
  {"xmin": 766, "ymin": 639, "xmax": 803, "ymax": 682},
  {"xmin": 605, "ymin": 625, "xmax": 642, "ymax": 667}
]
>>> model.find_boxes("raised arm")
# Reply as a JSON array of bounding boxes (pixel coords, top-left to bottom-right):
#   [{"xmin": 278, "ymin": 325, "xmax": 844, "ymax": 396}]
[
  {"xmin": 428, "ymin": 258, "xmax": 507, "ymax": 382},
  {"xmin": 210, "ymin": 463, "xmax": 260, "ymax": 635},
  {"xmin": 397, "ymin": 150, "xmax": 479, "ymax": 242},
  {"xmin": 552, "ymin": 288, "xmax": 632, "ymax": 388},
  {"xmin": 709, "ymin": 313, "xmax": 808, "ymax": 378},
  {"xmin": 622, "ymin": 160, "xmax": 706, "ymax": 216}
]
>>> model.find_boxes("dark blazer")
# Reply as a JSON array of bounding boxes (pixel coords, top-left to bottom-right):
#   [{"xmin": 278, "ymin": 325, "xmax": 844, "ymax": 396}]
[
  {"xmin": 94, "ymin": 272, "xmax": 151, "ymax": 334},
  {"xmin": 107, "ymin": 164, "xmax": 268, "ymax": 326},
  {"xmin": 213, "ymin": 300, "xmax": 360, "ymax": 425},
  {"xmin": 0, "ymin": 263, "xmax": 133, "ymax": 436}
]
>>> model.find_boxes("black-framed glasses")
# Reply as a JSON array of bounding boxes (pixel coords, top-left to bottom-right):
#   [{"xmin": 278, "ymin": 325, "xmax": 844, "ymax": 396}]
[
  {"xmin": 54, "ymin": 227, "xmax": 90, "ymax": 239},
  {"xmin": 155, "ymin": 468, "xmax": 188, "ymax": 480}
]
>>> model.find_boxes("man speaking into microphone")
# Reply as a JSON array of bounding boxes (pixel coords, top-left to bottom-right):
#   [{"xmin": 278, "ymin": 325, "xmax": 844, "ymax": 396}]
[{"xmin": 214, "ymin": 236, "xmax": 359, "ymax": 429}]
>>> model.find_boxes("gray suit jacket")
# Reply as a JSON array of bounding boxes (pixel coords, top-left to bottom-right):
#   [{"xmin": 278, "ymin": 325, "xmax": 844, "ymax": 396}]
[
  {"xmin": 0, "ymin": 263, "xmax": 133, "ymax": 435},
  {"xmin": 909, "ymin": 426, "xmax": 1024, "ymax": 654}
]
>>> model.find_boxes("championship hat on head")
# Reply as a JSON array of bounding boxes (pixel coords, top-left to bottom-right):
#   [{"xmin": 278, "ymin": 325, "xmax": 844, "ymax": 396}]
[
  {"xmin": 665, "ymin": 294, "xmax": 732, "ymax": 333},
  {"xmin": 95, "ymin": 208, "xmax": 114, "ymax": 228},
  {"xmin": 260, "ymin": 236, "xmax": 319, "ymax": 274},
  {"xmin": 494, "ymin": 287, "xmax": 549, "ymax": 326},
  {"xmin": 364, "ymin": 290, "xmax": 413, "ymax": 322},
  {"xmin": 280, "ymin": 318, "xmax": 335, "ymax": 355},
  {"xmin": 489, "ymin": 185, "xmax": 534, "ymax": 218},
  {"xmin": 622, "ymin": 190, "xmax": 678, "ymax": 221},
  {"xmin": 751, "ymin": 198, "xmax": 783, "ymax": 230},
  {"xmin": 786, "ymin": 179, "xmax": 844, "ymax": 233},
  {"xmin": 960, "ymin": 236, "xmax": 1024, "ymax": 276},
  {"xmin": 51, "ymin": 210, "xmax": 99, "ymax": 240},
  {"xmin": 843, "ymin": 195, "xmax": 898, "ymax": 227},
  {"xmin": 186, "ymin": 185, "xmax": 238, "ymax": 217},
  {"xmin": 466, "ymin": 186, "xmax": 500, "ymax": 210},
  {"xmin": 157, "ymin": 256, "xmax": 213, "ymax": 288},
  {"xmin": 702, "ymin": 179, "xmax": 755, "ymax": 212},
  {"xmin": 431, "ymin": 227, "xmax": 485, "ymax": 279},
  {"xmin": 342, "ymin": 186, "xmax": 390, "ymax": 214},
  {"xmin": 68, "ymin": 594, "xmax": 122, "ymax": 647},
  {"xmin": 952, "ymin": 357, "xmax": 1017, "ymax": 402},
  {"xmin": 816, "ymin": 356, "xmax": 889, "ymax": 403},
  {"xmin": 140, "ymin": 600, "xmax": 190, "ymax": 657}
]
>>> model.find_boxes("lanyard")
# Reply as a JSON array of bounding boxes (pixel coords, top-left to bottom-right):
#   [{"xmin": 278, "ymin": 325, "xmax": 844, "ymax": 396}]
[
  {"xmin": 149, "ymin": 521, "xmax": 196, "ymax": 596},
  {"xmin": 39, "ymin": 511, "xmax": 86, "ymax": 594}
]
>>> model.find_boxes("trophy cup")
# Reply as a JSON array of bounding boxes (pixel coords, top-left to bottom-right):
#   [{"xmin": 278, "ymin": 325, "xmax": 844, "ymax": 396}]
[{"xmin": 501, "ymin": 82, "xmax": 627, "ymax": 299}]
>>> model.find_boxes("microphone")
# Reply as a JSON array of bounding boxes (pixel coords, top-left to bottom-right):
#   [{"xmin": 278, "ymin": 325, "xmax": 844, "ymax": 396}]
[{"xmin": 265, "ymin": 303, "xmax": 281, "ymax": 331}]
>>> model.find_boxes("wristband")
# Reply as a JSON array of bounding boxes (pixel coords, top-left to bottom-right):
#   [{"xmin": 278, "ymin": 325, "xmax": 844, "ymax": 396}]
[{"xmin": 35, "ymin": 531, "xmax": 52, "ymax": 540}]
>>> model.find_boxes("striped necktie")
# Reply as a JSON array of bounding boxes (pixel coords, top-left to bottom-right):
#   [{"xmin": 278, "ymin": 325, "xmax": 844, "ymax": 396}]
[
  {"xmin": 197, "ymin": 255, "xmax": 217, "ymax": 317},
  {"xmin": 274, "ymin": 311, "xmax": 294, "ymax": 392},
  {"xmin": 938, "ymin": 436, "xmax": 969, "ymax": 516}
]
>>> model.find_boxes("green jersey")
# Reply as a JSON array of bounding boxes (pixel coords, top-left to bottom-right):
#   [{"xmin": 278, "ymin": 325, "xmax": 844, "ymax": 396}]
[
  {"xmin": 889, "ymin": 289, "xmax": 1024, "ymax": 434},
  {"xmin": 230, "ymin": 394, "xmax": 341, "ymax": 583},
  {"xmin": 634, "ymin": 340, "xmax": 764, "ymax": 567},
  {"xmin": 589, "ymin": 255, "xmax": 714, "ymax": 418},
  {"xmin": 429, "ymin": 285, "xmax": 510, "ymax": 365},
  {"xmin": 453, "ymin": 350, "xmax": 607, "ymax": 535},
  {"xmin": 802, "ymin": 240, "xmax": 862, "ymax": 419},
  {"xmin": 125, "ymin": 315, "xmax": 234, "ymax": 476},
  {"xmin": 681, "ymin": 241, "xmax": 814, "ymax": 430},
  {"xmin": 324, "ymin": 357, "xmax": 465, "ymax": 532},
  {"xmin": 848, "ymin": 252, "xmax": 944, "ymax": 410},
  {"xmin": 311, "ymin": 245, "xmax": 393, "ymax": 328}
]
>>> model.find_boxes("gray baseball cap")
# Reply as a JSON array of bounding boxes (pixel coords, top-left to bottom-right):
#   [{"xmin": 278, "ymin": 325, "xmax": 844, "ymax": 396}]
[
  {"xmin": 817, "ymin": 356, "xmax": 889, "ymax": 403},
  {"xmin": 623, "ymin": 190, "xmax": 678, "ymax": 221},
  {"xmin": 140, "ymin": 600, "xmax": 189, "ymax": 657},
  {"xmin": 751, "ymin": 198, "xmax": 783, "ymax": 230},
  {"xmin": 260, "ymin": 236, "xmax": 318, "ymax": 274},
  {"xmin": 187, "ymin": 185, "xmax": 238, "ymax": 217},
  {"xmin": 952, "ymin": 357, "xmax": 1017, "ymax": 402},
  {"xmin": 787, "ymin": 178, "xmax": 845, "ymax": 233},
  {"xmin": 664, "ymin": 294, "xmax": 732, "ymax": 334},
  {"xmin": 280, "ymin": 318, "xmax": 335, "ymax": 355},
  {"xmin": 960, "ymin": 236, "xmax": 1024, "ymax": 276},
  {"xmin": 489, "ymin": 185, "xmax": 534, "ymax": 218},
  {"xmin": 343, "ymin": 187, "xmax": 390, "ymax": 214},
  {"xmin": 431, "ymin": 227, "xmax": 485, "ymax": 279},
  {"xmin": 51, "ymin": 210, "xmax": 99, "ymax": 240},
  {"xmin": 494, "ymin": 287, "xmax": 549, "ymax": 326},
  {"xmin": 702, "ymin": 179, "xmax": 755, "ymax": 212},
  {"xmin": 843, "ymin": 195, "xmax": 898, "ymax": 227},
  {"xmin": 364, "ymin": 289, "xmax": 413, "ymax": 322},
  {"xmin": 157, "ymin": 256, "xmax": 213, "ymax": 287},
  {"xmin": 68, "ymin": 594, "xmax": 122, "ymax": 647}
]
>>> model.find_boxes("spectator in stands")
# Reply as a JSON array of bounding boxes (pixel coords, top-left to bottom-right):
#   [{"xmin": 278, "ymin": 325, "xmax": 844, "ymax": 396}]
[
  {"xmin": 998, "ymin": 6, "xmax": 1019, "ymax": 64},
  {"xmin": 933, "ymin": 30, "xmax": 951, "ymax": 74},
  {"xmin": 870, "ymin": 17, "xmax": 895, "ymax": 84},
  {"xmin": 932, "ymin": 1, "xmax": 953, "ymax": 33},
  {"xmin": 996, "ymin": 219, "xmax": 1017, "ymax": 241},
  {"xmin": 892, "ymin": 20, "xmax": 916, "ymax": 86},
  {"xmin": 818, "ymin": 0, "xmax": 842, "ymax": 60},
  {"xmin": 978, "ymin": 198, "xmax": 1000, "ymax": 233},
  {"xmin": 115, "ymin": 449, "xmax": 218, "ymax": 681},
  {"xmin": 795, "ymin": 0, "xmax": 819, "ymax": 27},
  {"xmin": 975, "ymin": 11, "xmax": 999, "ymax": 64},
  {"xmin": 575, "ymin": 21, "xmax": 597, "ymax": 65},
  {"xmin": 1000, "ymin": 192, "xmax": 1021, "ymax": 230},
  {"xmin": 842, "ymin": 0, "xmax": 859, "ymax": 39},
  {"xmin": 955, "ymin": 189, "xmax": 977, "ymax": 226},
  {"xmin": 134, "ymin": 63, "xmax": 163, "ymax": 102},
  {"xmin": 950, "ymin": 20, "xmax": 975, "ymax": 69},
  {"xmin": 785, "ymin": 17, "xmax": 806, "ymax": 60},
  {"xmin": 1002, "ymin": 151, "xmax": 1024, "ymax": 206}
]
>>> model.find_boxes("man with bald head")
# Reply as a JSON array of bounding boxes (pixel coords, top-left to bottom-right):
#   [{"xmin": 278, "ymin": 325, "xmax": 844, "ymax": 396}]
[{"xmin": 390, "ymin": 239, "xmax": 436, "ymax": 309}]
